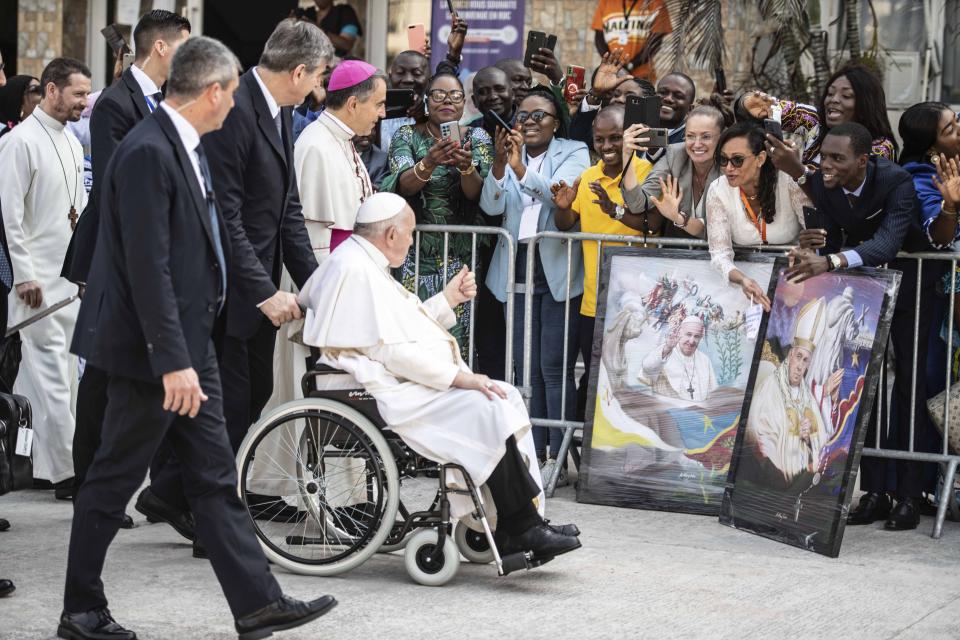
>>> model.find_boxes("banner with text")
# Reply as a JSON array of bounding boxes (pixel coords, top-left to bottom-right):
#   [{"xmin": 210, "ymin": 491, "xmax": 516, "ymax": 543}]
[{"xmin": 430, "ymin": 0, "xmax": 525, "ymax": 77}]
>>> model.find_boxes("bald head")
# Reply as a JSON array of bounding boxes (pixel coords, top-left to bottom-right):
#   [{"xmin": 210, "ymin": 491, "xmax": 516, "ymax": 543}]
[
  {"xmin": 389, "ymin": 50, "xmax": 429, "ymax": 94},
  {"xmin": 595, "ymin": 104, "xmax": 625, "ymax": 127},
  {"xmin": 472, "ymin": 66, "xmax": 513, "ymax": 118},
  {"xmin": 495, "ymin": 58, "xmax": 531, "ymax": 105}
]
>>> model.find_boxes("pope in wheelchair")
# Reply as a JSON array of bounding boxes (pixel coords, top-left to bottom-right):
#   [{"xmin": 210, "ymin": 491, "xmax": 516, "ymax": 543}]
[{"xmin": 294, "ymin": 192, "xmax": 582, "ymax": 575}]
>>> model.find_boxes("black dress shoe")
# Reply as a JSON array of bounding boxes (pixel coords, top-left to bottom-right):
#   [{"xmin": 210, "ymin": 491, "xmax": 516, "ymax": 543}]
[
  {"xmin": 235, "ymin": 595, "xmax": 337, "ymax": 640},
  {"xmin": 497, "ymin": 523, "xmax": 581, "ymax": 561},
  {"xmin": 135, "ymin": 488, "xmax": 195, "ymax": 541},
  {"xmin": 246, "ymin": 493, "xmax": 307, "ymax": 523},
  {"xmin": 847, "ymin": 491, "xmax": 891, "ymax": 525},
  {"xmin": 0, "ymin": 518, "xmax": 9, "ymax": 532},
  {"xmin": 0, "ymin": 579, "xmax": 14, "ymax": 597},
  {"xmin": 55, "ymin": 478, "xmax": 76, "ymax": 501},
  {"xmin": 118, "ymin": 514, "xmax": 135, "ymax": 530},
  {"xmin": 543, "ymin": 519, "xmax": 580, "ymax": 537},
  {"xmin": 884, "ymin": 498, "xmax": 921, "ymax": 531},
  {"xmin": 192, "ymin": 539, "xmax": 208, "ymax": 559},
  {"xmin": 33, "ymin": 478, "xmax": 54, "ymax": 490},
  {"xmin": 57, "ymin": 607, "xmax": 136, "ymax": 640}
]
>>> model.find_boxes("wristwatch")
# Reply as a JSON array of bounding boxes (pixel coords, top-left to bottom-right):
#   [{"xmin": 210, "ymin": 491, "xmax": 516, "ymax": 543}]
[
  {"xmin": 614, "ymin": 204, "xmax": 626, "ymax": 221},
  {"xmin": 674, "ymin": 211, "xmax": 690, "ymax": 228},
  {"xmin": 796, "ymin": 168, "xmax": 814, "ymax": 185},
  {"xmin": 827, "ymin": 253, "xmax": 843, "ymax": 271}
]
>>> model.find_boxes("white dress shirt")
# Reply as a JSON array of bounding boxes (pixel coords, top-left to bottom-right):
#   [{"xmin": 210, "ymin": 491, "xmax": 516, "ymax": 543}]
[
  {"xmin": 130, "ymin": 63, "xmax": 162, "ymax": 110},
  {"xmin": 159, "ymin": 102, "xmax": 204, "ymax": 192},
  {"xmin": 251, "ymin": 67, "xmax": 281, "ymax": 120}
]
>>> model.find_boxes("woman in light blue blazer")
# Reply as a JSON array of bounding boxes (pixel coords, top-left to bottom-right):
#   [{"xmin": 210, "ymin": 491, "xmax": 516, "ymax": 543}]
[{"xmin": 480, "ymin": 86, "xmax": 591, "ymax": 475}]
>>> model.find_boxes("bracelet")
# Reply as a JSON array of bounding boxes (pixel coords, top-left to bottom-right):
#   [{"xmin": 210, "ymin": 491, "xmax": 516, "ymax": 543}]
[
  {"xmin": 942, "ymin": 199, "xmax": 958, "ymax": 216},
  {"xmin": 673, "ymin": 211, "xmax": 689, "ymax": 228},
  {"xmin": 412, "ymin": 161, "xmax": 431, "ymax": 182},
  {"xmin": 458, "ymin": 164, "xmax": 476, "ymax": 176}
]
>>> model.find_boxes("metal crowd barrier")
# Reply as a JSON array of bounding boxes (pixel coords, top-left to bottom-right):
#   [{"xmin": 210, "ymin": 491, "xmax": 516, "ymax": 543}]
[{"xmin": 409, "ymin": 225, "xmax": 960, "ymax": 540}]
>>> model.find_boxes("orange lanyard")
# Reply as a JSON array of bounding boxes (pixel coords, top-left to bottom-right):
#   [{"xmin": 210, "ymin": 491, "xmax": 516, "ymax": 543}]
[{"xmin": 740, "ymin": 190, "xmax": 766, "ymax": 244}]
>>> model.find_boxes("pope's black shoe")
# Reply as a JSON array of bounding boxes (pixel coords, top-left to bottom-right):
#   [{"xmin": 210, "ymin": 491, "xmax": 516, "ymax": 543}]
[
  {"xmin": 847, "ymin": 491, "xmax": 891, "ymax": 525},
  {"xmin": 57, "ymin": 607, "xmax": 136, "ymax": 640},
  {"xmin": 135, "ymin": 488, "xmax": 195, "ymax": 541},
  {"xmin": 0, "ymin": 579, "xmax": 14, "ymax": 597},
  {"xmin": 497, "ymin": 523, "xmax": 581, "ymax": 561},
  {"xmin": 884, "ymin": 497, "xmax": 921, "ymax": 531},
  {"xmin": 235, "ymin": 595, "xmax": 337, "ymax": 640}
]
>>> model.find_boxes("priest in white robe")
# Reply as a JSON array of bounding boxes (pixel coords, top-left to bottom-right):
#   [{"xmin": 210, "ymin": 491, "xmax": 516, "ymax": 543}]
[
  {"xmin": 746, "ymin": 297, "xmax": 838, "ymax": 485},
  {"xmin": 640, "ymin": 316, "xmax": 718, "ymax": 402},
  {"xmin": 298, "ymin": 192, "xmax": 582, "ymax": 562},
  {"xmin": 0, "ymin": 58, "xmax": 90, "ymax": 490}
]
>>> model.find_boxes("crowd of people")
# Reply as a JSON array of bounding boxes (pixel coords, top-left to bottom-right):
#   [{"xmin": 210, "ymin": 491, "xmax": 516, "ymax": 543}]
[{"xmin": 0, "ymin": 0, "xmax": 957, "ymax": 636}]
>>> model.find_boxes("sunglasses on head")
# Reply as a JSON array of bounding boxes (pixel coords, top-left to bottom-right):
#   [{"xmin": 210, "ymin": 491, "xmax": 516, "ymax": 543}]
[
  {"xmin": 427, "ymin": 89, "xmax": 465, "ymax": 104},
  {"xmin": 718, "ymin": 154, "xmax": 750, "ymax": 168},
  {"xmin": 515, "ymin": 109, "xmax": 555, "ymax": 124}
]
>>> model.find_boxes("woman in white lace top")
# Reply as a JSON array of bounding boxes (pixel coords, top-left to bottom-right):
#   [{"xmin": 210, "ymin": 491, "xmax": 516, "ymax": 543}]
[{"xmin": 706, "ymin": 121, "xmax": 810, "ymax": 309}]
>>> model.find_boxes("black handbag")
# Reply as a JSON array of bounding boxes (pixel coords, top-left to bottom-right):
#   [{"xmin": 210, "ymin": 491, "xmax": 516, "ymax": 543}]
[{"xmin": 0, "ymin": 392, "xmax": 32, "ymax": 495}]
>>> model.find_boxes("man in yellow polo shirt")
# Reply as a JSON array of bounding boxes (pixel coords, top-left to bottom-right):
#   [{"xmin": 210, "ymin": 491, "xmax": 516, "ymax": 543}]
[{"xmin": 552, "ymin": 104, "xmax": 654, "ymax": 418}]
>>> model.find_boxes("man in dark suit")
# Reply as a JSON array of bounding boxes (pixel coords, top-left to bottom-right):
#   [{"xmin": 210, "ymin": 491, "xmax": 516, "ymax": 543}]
[
  {"xmin": 60, "ymin": 37, "xmax": 336, "ymax": 640},
  {"xmin": 778, "ymin": 122, "xmax": 935, "ymax": 531},
  {"xmin": 202, "ymin": 19, "xmax": 329, "ymax": 457},
  {"xmin": 62, "ymin": 10, "xmax": 194, "ymax": 535}
]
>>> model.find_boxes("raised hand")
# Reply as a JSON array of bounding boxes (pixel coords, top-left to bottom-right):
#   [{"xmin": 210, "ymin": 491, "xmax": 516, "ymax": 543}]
[
  {"xmin": 622, "ymin": 123, "xmax": 650, "ymax": 164},
  {"xmin": 649, "ymin": 175, "xmax": 684, "ymax": 223},
  {"xmin": 444, "ymin": 265, "xmax": 477, "ymax": 307},
  {"xmin": 765, "ymin": 132, "xmax": 805, "ymax": 180},
  {"xmin": 529, "ymin": 46, "xmax": 563, "ymax": 84},
  {"xmin": 932, "ymin": 153, "xmax": 960, "ymax": 209},
  {"xmin": 592, "ymin": 49, "xmax": 629, "ymax": 95},
  {"xmin": 446, "ymin": 14, "xmax": 468, "ymax": 60},
  {"xmin": 588, "ymin": 180, "xmax": 618, "ymax": 217},
  {"xmin": 742, "ymin": 90, "xmax": 776, "ymax": 118},
  {"xmin": 551, "ymin": 177, "xmax": 581, "ymax": 210}
]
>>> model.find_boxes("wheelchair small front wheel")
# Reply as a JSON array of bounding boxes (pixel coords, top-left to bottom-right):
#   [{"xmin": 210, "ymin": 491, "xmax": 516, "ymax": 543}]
[
  {"xmin": 404, "ymin": 529, "xmax": 459, "ymax": 586},
  {"xmin": 454, "ymin": 522, "xmax": 494, "ymax": 564}
]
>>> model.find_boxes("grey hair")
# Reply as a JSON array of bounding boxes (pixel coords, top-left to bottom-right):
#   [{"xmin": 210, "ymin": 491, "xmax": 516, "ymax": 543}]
[
  {"xmin": 325, "ymin": 72, "xmax": 387, "ymax": 110},
  {"xmin": 259, "ymin": 19, "xmax": 334, "ymax": 73},
  {"xmin": 166, "ymin": 36, "xmax": 240, "ymax": 100},
  {"xmin": 353, "ymin": 214, "xmax": 403, "ymax": 238}
]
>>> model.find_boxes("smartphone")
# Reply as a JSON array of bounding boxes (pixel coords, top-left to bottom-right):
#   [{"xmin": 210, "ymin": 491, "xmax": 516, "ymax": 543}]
[
  {"xmin": 624, "ymin": 96, "xmax": 668, "ymax": 147},
  {"xmin": 100, "ymin": 24, "xmax": 128, "ymax": 53},
  {"xmin": 487, "ymin": 109, "xmax": 512, "ymax": 131},
  {"xmin": 563, "ymin": 65, "xmax": 585, "ymax": 103},
  {"xmin": 439, "ymin": 121, "xmax": 463, "ymax": 143},
  {"xmin": 764, "ymin": 118, "xmax": 784, "ymax": 141},
  {"xmin": 407, "ymin": 24, "xmax": 427, "ymax": 54},
  {"xmin": 714, "ymin": 67, "xmax": 727, "ymax": 94},
  {"xmin": 545, "ymin": 34, "xmax": 557, "ymax": 52},
  {"xmin": 385, "ymin": 89, "xmax": 415, "ymax": 119},
  {"xmin": 523, "ymin": 30, "xmax": 546, "ymax": 68},
  {"xmin": 802, "ymin": 206, "xmax": 822, "ymax": 231}
]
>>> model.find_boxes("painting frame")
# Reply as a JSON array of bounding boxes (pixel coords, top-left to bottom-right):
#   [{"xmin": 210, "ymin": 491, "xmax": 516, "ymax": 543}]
[
  {"xmin": 577, "ymin": 247, "xmax": 777, "ymax": 515},
  {"xmin": 719, "ymin": 258, "xmax": 901, "ymax": 557}
]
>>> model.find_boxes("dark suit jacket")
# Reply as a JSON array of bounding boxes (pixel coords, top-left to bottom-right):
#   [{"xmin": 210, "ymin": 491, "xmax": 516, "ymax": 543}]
[
  {"xmin": 62, "ymin": 67, "xmax": 153, "ymax": 283},
  {"xmin": 202, "ymin": 70, "xmax": 317, "ymax": 340},
  {"xmin": 809, "ymin": 157, "xmax": 930, "ymax": 267},
  {"xmin": 71, "ymin": 107, "xmax": 231, "ymax": 382}
]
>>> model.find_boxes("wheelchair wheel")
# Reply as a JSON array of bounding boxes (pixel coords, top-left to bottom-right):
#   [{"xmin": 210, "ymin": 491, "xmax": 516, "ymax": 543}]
[
  {"xmin": 454, "ymin": 522, "xmax": 495, "ymax": 564},
  {"xmin": 404, "ymin": 529, "xmax": 460, "ymax": 586},
  {"xmin": 236, "ymin": 398, "xmax": 400, "ymax": 576}
]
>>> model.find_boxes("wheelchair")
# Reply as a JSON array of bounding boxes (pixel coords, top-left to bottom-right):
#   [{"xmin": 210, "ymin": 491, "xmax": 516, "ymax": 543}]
[{"xmin": 235, "ymin": 363, "xmax": 544, "ymax": 586}]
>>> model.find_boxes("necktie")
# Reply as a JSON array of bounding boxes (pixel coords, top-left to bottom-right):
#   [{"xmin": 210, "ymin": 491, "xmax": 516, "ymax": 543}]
[
  {"xmin": 147, "ymin": 92, "xmax": 163, "ymax": 113},
  {"xmin": 0, "ymin": 241, "xmax": 13, "ymax": 290},
  {"xmin": 274, "ymin": 111, "xmax": 283, "ymax": 142},
  {"xmin": 194, "ymin": 143, "xmax": 228, "ymax": 310},
  {"xmin": 846, "ymin": 193, "xmax": 859, "ymax": 209}
]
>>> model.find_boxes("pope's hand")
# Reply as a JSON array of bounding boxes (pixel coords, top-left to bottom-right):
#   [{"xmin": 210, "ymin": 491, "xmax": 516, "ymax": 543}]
[
  {"xmin": 443, "ymin": 265, "xmax": 477, "ymax": 308},
  {"xmin": 452, "ymin": 371, "xmax": 508, "ymax": 400},
  {"xmin": 260, "ymin": 290, "xmax": 303, "ymax": 327},
  {"xmin": 162, "ymin": 367, "xmax": 208, "ymax": 418}
]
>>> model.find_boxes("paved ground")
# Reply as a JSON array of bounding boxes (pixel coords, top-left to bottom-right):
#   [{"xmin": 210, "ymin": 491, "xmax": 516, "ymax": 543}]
[{"xmin": 2, "ymin": 476, "xmax": 959, "ymax": 640}]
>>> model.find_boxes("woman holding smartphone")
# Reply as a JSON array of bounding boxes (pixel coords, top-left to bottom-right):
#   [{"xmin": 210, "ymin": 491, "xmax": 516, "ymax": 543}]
[
  {"xmin": 480, "ymin": 86, "xmax": 590, "ymax": 479},
  {"xmin": 381, "ymin": 72, "xmax": 494, "ymax": 354}
]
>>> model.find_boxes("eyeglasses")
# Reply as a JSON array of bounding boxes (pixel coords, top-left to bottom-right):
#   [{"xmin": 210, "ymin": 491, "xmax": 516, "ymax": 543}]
[
  {"xmin": 685, "ymin": 134, "xmax": 715, "ymax": 144},
  {"xmin": 516, "ymin": 109, "xmax": 556, "ymax": 124},
  {"xmin": 718, "ymin": 154, "xmax": 751, "ymax": 168},
  {"xmin": 427, "ymin": 89, "xmax": 465, "ymax": 104}
]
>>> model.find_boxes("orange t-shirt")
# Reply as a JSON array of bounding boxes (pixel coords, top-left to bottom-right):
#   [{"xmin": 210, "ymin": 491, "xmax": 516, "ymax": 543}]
[{"xmin": 591, "ymin": 0, "xmax": 672, "ymax": 81}]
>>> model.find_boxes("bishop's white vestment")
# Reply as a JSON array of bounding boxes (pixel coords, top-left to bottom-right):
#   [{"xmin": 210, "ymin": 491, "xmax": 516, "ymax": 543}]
[
  {"xmin": 298, "ymin": 235, "xmax": 544, "ymax": 522},
  {"xmin": 0, "ymin": 109, "xmax": 85, "ymax": 483}
]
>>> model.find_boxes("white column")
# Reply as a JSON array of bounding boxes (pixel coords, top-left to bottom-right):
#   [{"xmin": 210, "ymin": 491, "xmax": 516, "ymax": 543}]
[
  {"xmin": 366, "ymin": 0, "xmax": 388, "ymax": 70},
  {"xmin": 85, "ymin": 0, "xmax": 108, "ymax": 92},
  {"xmin": 184, "ymin": 0, "xmax": 204, "ymax": 36}
]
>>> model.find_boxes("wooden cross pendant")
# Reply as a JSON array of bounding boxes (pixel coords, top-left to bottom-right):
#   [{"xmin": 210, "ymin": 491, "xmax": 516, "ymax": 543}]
[{"xmin": 68, "ymin": 206, "xmax": 78, "ymax": 231}]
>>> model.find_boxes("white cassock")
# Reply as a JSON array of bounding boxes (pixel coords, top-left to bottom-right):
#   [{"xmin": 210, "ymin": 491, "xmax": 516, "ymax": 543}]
[
  {"xmin": 298, "ymin": 234, "xmax": 544, "ymax": 523},
  {"xmin": 745, "ymin": 363, "xmax": 833, "ymax": 483},
  {"xmin": 0, "ymin": 109, "xmax": 84, "ymax": 483},
  {"xmin": 640, "ymin": 346, "xmax": 717, "ymax": 402}
]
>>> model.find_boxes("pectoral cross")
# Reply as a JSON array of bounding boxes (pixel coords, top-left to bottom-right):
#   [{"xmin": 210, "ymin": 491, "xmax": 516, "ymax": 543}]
[
  {"xmin": 68, "ymin": 206, "xmax": 78, "ymax": 231},
  {"xmin": 687, "ymin": 383, "xmax": 695, "ymax": 399}
]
